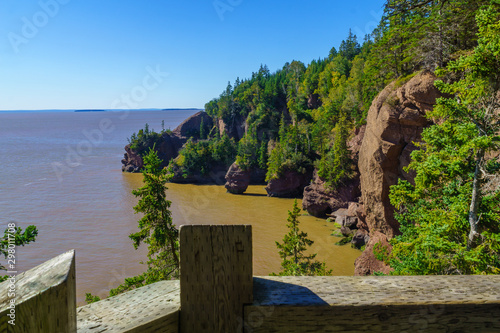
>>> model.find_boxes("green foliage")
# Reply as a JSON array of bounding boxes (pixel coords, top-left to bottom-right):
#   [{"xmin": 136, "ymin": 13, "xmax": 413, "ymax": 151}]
[
  {"xmin": 258, "ymin": 139, "xmax": 268, "ymax": 170},
  {"xmin": 317, "ymin": 115, "xmax": 353, "ymax": 190},
  {"xmin": 266, "ymin": 121, "xmax": 313, "ymax": 182},
  {"xmin": 169, "ymin": 134, "xmax": 237, "ymax": 178},
  {"xmin": 0, "ymin": 225, "xmax": 38, "ymax": 282},
  {"xmin": 109, "ymin": 148, "xmax": 179, "ymax": 296},
  {"xmin": 235, "ymin": 128, "xmax": 260, "ymax": 171},
  {"xmin": 387, "ymin": 5, "xmax": 500, "ymax": 275},
  {"xmin": 85, "ymin": 293, "xmax": 101, "ymax": 304},
  {"xmin": 335, "ymin": 235, "xmax": 353, "ymax": 246},
  {"xmin": 128, "ymin": 123, "xmax": 164, "ymax": 157},
  {"xmin": 272, "ymin": 200, "xmax": 332, "ymax": 276},
  {"xmin": 200, "ymin": 0, "xmax": 490, "ymax": 192}
]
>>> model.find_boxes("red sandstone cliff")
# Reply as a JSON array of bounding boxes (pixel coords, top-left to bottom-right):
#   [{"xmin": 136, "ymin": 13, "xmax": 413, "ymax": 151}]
[{"xmin": 354, "ymin": 70, "xmax": 442, "ymax": 275}]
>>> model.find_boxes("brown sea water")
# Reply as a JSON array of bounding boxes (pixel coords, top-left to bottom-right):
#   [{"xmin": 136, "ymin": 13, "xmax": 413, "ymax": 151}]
[{"xmin": 0, "ymin": 110, "xmax": 360, "ymax": 305}]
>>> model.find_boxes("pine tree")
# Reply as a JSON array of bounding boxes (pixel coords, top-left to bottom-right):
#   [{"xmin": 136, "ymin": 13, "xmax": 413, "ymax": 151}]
[
  {"xmin": 387, "ymin": 5, "xmax": 500, "ymax": 275},
  {"xmin": 272, "ymin": 200, "xmax": 332, "ymax": 276},
  {"xmin": 106, "ymin": 147, "xmax": 179, "ymax": 297}
]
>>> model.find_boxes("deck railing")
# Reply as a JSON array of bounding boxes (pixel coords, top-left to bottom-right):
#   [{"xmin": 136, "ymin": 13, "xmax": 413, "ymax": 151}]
[{"xmin": 1, "ymin": 225, "xmax": 500, "ymax": 332}]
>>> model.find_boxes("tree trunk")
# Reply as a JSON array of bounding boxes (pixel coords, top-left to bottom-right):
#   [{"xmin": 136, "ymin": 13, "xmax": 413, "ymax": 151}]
[{"xmin": 467, "ymin": 149, "xmax": 484, "ymax": 249}]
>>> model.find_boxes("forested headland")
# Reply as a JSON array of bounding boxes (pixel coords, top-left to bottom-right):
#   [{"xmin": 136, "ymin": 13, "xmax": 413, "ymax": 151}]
[{"xmin": 123, "ymin": 0, "xmax": 500, "ymax": 275}]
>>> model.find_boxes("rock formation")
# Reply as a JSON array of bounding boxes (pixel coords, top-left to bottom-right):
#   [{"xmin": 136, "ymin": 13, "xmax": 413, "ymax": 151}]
[
  {"xmin": 224, "ymin": 163, "xmax": 251, "ymax": 194},
  {"xmin": 172, "ymin": 111, "xmax": 213, "ymax": 139},
  {"xmin": 121, "ymin": 132, "xmax": 184, "ymax": 173},
  {"xmin": 217, "ymin": 114, "xmax": 246, "ymax": 140},
  {"xmin": 122, "ymin": 111, "xmax": 211, "ymax": 173},
  {"xmin": 302, "ymin": 126, "xmax": 364, "ymax": 217},
  {"xmin": 224, "ymin": 163, "xmax": 267, "ymax": 194},
  {"xmin": 122, "ymin": 144, "xmax": 143, "ymax": 173},
  {"xmin": 265, "ymin": 170, "xmax": 313, "ymax": 198},
  {"xmin": 354, "ymin": 231, "xmax": 393, "ymax": 275},
  {"xmin": 302, "ymin": 170, "xmax": 360, "ymax": 218},
  {"xmin": 354, "ymin": 70, "xmax": 441, "ymax": 275}
]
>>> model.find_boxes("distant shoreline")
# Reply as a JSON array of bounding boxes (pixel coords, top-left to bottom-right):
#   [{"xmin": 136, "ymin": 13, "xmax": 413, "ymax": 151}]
[{"xmin": 0, "ymin": 108, "xmax": 204, "ymax": 113}]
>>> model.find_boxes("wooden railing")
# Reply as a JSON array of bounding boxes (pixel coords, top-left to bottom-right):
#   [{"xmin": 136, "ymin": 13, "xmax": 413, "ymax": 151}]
[{"xmin": 1, "ymin": 225, "xmax": 500, "ymax": 332}]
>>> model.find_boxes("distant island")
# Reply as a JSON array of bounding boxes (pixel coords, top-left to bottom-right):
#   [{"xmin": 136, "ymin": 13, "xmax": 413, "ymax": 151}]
[{"xmin": 75, "ymin": 108, "xmax": 203, "ymax": 113}]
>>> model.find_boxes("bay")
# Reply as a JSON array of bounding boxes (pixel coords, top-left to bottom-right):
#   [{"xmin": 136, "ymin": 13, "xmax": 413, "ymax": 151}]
[{"xmin": 0, "ymin": 110, "xmax": 360, "ymax": 305}]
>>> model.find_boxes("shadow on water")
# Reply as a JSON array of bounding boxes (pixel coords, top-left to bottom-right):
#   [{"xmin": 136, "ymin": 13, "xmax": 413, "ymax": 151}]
[{"xmin": 240, "ymin": 193, "xmax": 268, "ymax": 197}]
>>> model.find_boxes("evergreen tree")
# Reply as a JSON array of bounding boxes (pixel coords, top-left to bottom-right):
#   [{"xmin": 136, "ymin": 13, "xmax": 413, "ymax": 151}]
[
  {"xmin": 317, "ymin": 114, "xmax": 352, "ymax": 190},
  {"xmin": 387, "ymin": 5, "xmax": 500, "ymax": 275},
  {"xmin": 272, "ymin": 200, "xmax": 332, "ymax": 276},
  {"xmin": 106, "ymin": 148, "xmax": 179, "ymax": 297}
]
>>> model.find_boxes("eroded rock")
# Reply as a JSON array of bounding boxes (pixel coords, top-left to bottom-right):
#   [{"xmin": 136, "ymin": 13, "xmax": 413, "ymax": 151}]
[
  {"xmin": 358, "ymin": 70, "xmax": 439, "ymax": 238},
  {"xmin": 225, "ymin": 163, "xmax": 251, "ymax": 194},
  {"xmin": 265, "ymin": 170, "xmax": 312, "ymax": 198}
]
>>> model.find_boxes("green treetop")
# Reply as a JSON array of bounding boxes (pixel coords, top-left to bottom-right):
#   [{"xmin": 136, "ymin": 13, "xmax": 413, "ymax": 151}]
[
  {"xmin": 387, "ymin": 5, "xmax": 500, "ymax": 275},
  {"xmin": 272, "ymin": 200, "xmax": 332, "ymax": 276},
  {"xmin": 102, "ymin": 148, "xmax": 179, "ymax": 299},
  {"xmin": 1, "ymin": 225, "xmax": 38, "ymax": 282}
]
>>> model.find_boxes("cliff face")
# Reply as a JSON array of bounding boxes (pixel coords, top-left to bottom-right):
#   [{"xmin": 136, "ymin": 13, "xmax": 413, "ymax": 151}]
[
  {"xmin": 302, "ymin": 126, "xmax": 365, "ymax": 217},
  {"xmin": 173, "ymin": 111, "xmax": 213, "ymax": 139},
  {"xmin": 121, "ymin": 72, "xmax": 444, "ymax": 275},
  {"xmin": 217, "ymin": 114, "xmax": 245, "ymax": 140},
  {"xmin": 354, "ymin": 70, "xmax": 441, "ymax": 275}
]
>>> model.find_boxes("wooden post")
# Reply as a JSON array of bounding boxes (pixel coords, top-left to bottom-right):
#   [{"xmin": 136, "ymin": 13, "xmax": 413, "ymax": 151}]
[
  {"xmin": 0, "ymin": 250, "xmax": 76, "ymax": 333},
  {"xmin": 180, "ymin": 225, "xmax": 253, "ymax": 333}
]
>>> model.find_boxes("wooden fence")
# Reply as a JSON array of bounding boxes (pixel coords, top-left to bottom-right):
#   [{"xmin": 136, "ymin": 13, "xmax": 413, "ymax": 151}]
[{"xmin": 1, "ymin": 225, "xmax": 500, "ymax": 332}]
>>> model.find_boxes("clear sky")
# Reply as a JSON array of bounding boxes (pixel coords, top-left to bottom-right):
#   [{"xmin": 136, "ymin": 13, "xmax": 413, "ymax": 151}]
[{"xmin": 0, "ymin": 0, "xmax": 385, "ymax": 110}]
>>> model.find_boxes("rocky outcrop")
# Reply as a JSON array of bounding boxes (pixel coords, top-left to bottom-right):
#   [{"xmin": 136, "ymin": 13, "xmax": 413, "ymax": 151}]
[
  {"xmin": 351, "ymin": 229, "xmax": 370, "ymax": 249},
  {"xmin": 122, "ymin": 144, "xmax": 143, "ymax": 173},
  {"xmin": 173, "ymin": 111, "xmax": 213, "ymax": 139},
  {"xmin": 122, "ymin": 112, "xmax": 211, "ymax": 172},
  {"xmin": 265, "ymin": 170, "xmax": 313, "ymax": 198},
  {"xmin": 302, "ymin": 126, "xmax": 364, "ymax": 217},
  {"xmin": 224, "ymin": 163, "xmax": 251, "ymax": 194},
  {"xmin": 224, "ymin": 163, "xmax": 267, "ymax": 194},
  {"xmin": 121, "ymin": 132, "xmax": 184, "ymax": 172},
  {"xmin": 354, "ymin": 231, "xmax": 392, "ymax": 275},
  {"xmin": 302, "ymin": 170, "xmax": 360, "ymax": 217},
  {"xmin": 217, "ymin": 114, "xmax": 246, "ymax": 140},
  {"xmin": 307, "ymin": 93, "xmax": 321, "ymax": 109},
  {"xmin": 358, "ymin": 70, "xmax": 439, "ymax": 238},
  {"xmin": 354, "ymin": 70, "xmax": 441, "ymax": 275}
]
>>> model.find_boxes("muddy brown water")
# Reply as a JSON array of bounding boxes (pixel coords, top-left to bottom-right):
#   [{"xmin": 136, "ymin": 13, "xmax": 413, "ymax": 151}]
[{"xmin": 1, "ymin": 110, "xmax": 360, "ymax": 305}]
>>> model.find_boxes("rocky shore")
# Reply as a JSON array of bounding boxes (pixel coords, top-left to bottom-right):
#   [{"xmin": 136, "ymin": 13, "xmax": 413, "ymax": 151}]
[{"xmin": 122, "ymin": 71, "xmax": 442, "ymax": 275}]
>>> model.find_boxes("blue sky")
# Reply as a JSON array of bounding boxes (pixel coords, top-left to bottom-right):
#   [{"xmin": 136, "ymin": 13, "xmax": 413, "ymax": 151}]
[{"xmin": 0, "ymin": 0, "xmax": 385, "ymax": 110}]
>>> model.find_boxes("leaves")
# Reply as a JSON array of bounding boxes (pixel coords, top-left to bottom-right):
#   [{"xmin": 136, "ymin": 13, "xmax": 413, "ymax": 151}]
[{"xmin": 387, "ymin": 5, "xmax": 500, "ymax": 275}]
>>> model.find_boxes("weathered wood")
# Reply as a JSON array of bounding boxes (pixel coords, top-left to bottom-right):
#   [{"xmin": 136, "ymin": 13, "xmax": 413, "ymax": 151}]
[
  {"xmin": 77, "ymin": 280, "xmax": 180, "ymax": 333},
  {"xmin": 243, "ymin": 276, "xmax": 500, "ymax": 332},
  {"xmin": 180, "ymin": 225, "xmax": 253, "ymax": 333},
  {"xmin": 0, "ymin": 250, "xmax": 76, "ymax": 333}
]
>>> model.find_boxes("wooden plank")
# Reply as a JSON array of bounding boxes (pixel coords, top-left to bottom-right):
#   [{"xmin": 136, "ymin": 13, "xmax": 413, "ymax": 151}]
[
  {"xmin": 180, "ymin": 225, "xmax": 214, "ymax": 332},
  {"xmin": 0, "ymin": 250, "xmax": 76, "ymax": 333},
  {"xmin": 243, "ymin": 276, "xmax": 500, "ymax": 332},
  {"xmin": 77, "ymin": 280, "xmax": 180, "ymax": 333},
  {"xmin": 180, "ymin": 225, "xmax": 253, "ymax": 333}
]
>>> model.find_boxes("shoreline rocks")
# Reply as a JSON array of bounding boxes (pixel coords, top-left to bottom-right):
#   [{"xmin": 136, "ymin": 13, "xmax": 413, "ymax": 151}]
[
  {"xmin": 302, "ymin": 170, "xmax": 361, "ymax": 218},
  {"xmin": 265, "ymin": 170, "xmax": 313, "ymax": 198},
  {"xmin": 224, "ymin": 163, "xmax": 251, "ymax": 194}
]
